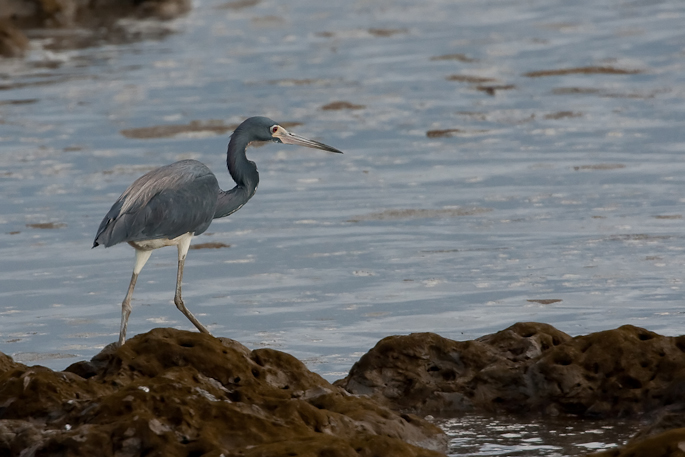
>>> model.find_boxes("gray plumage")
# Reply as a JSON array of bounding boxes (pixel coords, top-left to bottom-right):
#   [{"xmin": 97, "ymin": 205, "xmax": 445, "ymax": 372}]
[
  {"xmin": 93, "ymin": 160, "xmax": 219, "ymax": 248},
  {"xmin": 93, "ymin": 116, "xmax": 342, "ymax": 346}
]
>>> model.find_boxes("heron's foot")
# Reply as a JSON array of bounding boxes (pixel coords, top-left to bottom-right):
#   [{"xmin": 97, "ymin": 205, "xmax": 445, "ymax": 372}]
[
  {"xmin": 102, "ymin": 341, "xmax": 122, "ymax": 353},
  {"xmin": 174, "ymin": 296, "xmax": 212, "ymax": 335}
]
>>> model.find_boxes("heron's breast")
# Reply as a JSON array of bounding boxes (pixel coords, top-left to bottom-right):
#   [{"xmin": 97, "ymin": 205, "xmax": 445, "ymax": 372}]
[{"xmin": 128, "ymin": 232, "xmax": 194, "ymax": 251}]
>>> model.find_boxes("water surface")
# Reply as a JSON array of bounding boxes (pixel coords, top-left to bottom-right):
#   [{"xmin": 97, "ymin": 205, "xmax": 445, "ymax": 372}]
[{"xmin": 1, "ymin": 0, "xmax": 684, "ymax": 454}]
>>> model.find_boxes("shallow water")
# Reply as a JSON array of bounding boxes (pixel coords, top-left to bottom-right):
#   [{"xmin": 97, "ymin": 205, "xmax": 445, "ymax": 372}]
[
  {"xmin": 437, "ymin": 414, "xmax": 641, "ymax": 456},
  {"xmin": 1, "ymin": 0, "xmax": 684, "ymax": 454}
]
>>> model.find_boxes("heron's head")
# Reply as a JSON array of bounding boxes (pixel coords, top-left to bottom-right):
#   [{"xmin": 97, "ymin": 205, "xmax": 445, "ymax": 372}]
[{"xmin": 239, "ymin": 116, "xmax": 342, "ymax": 153}]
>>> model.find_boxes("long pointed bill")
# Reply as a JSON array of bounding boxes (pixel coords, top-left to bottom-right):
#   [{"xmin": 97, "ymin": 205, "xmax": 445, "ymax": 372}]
[{"xmin": 276, "ymin": 129, "xmax": 343, "ymax": 153}]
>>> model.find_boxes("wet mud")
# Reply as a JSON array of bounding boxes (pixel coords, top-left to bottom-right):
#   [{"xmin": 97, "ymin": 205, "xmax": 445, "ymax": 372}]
[
  {"xmin": 430, "ymin": 54, "xmax": 477, "ymax": 63},
  {"xmin": 25, "ymin": 222, "xmax": 66, "ymax": 230},
  {"xmin": 267, "ymin": 78, "xmax": 337, "ymax": 86},
  {"xmin": 120, "ymin": 120, "xmax": 304, "ymax": 139},
  {"xmin": 314, "ymin": 28, "xmax": 408, "ymax": 39},
  {"xmin": 544, "ymin": 111, "xmax": 582, "ymax": 120},
  {"xmin": 216, "ymin": 0, "xmax": 261, "ymax": 10},
  {"xmin": 426, "ymin": 128, "xmax": 489, "ymax": 138},
  {"xmin": 347, "ymin": 207, "xmax": 493, "ymax": 222},
  {"xmin": 573, "ymin": 164, "xmax": 626, "ymax": 171},
  {"xmin": 551, "ymin": 87, "xmax": 662, "ymax": 99},
  {"xmin": 0, "ymin": 75, "xmax": 96, "ymax": 91},
  {"xmin": 524, "ymin": 66, "xmax": 643, "ymax": 78},
  {"xmin": 476, "ymin": 84, "xmax": 516, "ymax": 95},
  {"xmin": 120, "ymin": 120, "xmax": 239, "ymax": 140},
  {"xmin": 445, "ymin": 75, "xmax": 497, "ymax": 83},
  {"xmin": 526, "ymin": 299, "xmax": 562, "ymax": 305},
  {"xmin": 321, "ymin": 101, "xmax": 365, "ymax": 111},
  {"xmin": 189, "ymin": 242, "xmax": 231, "ymax": 250},
  {"xmin": 367, "ymin": 28, "xmax": 408, "ymax": 37},
  {"xmin": 0, "ymin": 98, "xmax": 37, "ymax": 106}
]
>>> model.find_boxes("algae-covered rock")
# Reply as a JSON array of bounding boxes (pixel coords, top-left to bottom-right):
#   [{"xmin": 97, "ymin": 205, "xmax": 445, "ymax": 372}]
[
  {"xmin": 0, "ymin": 328, "xmax": 446, "ymax": 456},
  {"xmin": 336, "ymin": 322, "xmax": 685, "ymax": 418},
  {"xmin": 0, "ymin": 0, "xmax": 191, "ymax": 28},
  {"xmin": 0, "ymin": 351, "xmax": 20, "ymax": 373},
  {"xmin": 528, "ymin": 325, "xmax": 685, "ymax": 417}
]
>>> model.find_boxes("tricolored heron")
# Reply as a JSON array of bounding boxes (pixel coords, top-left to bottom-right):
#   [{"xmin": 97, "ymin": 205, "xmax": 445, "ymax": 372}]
[{"xmin": 93, "ymin": 116, "xmax": 342, "ymax": 346}]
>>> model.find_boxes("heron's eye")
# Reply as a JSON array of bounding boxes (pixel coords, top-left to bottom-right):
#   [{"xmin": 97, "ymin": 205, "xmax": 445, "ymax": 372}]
[{"xmin": 272, "ymin": 126, "xmax": 278, "ymax": 134}]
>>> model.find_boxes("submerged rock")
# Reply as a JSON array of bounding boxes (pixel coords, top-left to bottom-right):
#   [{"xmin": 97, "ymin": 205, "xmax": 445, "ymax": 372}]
[
  {"xmin": 586, "ymin": 427, "xmax": 685, "ymax": 457},
  {"xmin": 335, "ymin": 322, "xmax": 685, "ymax": 419},
  {"xmin": 0, "ymin": 328, "xmax": 446, "ymax": 456},
  {"xmin": 588, "ymin": 401, "xmax": 685, "ymax": 456}
]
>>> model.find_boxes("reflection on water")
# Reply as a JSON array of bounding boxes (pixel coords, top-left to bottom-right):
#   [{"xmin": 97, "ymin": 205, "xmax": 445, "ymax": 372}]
[
  {"xmin": 437, "ymin": 414, "xmax": 641, "ymax": 456},
  {"xmin": 1, "ymin": 0, "xmax": 684, "ymax": 453}
]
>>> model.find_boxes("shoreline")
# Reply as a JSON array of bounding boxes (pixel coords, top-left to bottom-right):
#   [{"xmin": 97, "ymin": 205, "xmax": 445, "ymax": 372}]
[{"xmin": 2, "ymin": 323, "xmax": 684, "ymax": 456}]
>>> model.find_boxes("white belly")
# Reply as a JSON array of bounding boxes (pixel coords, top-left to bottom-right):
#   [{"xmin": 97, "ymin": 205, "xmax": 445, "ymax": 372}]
[{"xmin": 128, "ymin": 232, "xmax": 194, "ymax": 251}]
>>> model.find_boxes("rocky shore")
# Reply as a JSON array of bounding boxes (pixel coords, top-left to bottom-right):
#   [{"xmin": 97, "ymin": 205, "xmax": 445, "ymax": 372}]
[
  {"xmin": 2, "ymin": 323, "xmax": 685, "ymax": 455},
  {"xmin": 335, "ymin": 322, "xmax": 685, "ymax": 456},
  {"xmin": 336, "ymin": 322, "xmax": 685, "ymax": 418},
  {"xmin": 0, "ymin": 0, "xmax": 191, "ymax": 57},
  {"xmin": 0, "ymin": 328, "xmax": 445, "ymax": 456}
]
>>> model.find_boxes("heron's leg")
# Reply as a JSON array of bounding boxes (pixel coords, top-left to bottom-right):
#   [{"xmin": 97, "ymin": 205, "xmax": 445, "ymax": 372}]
[
  {"xmin": 119, "ymin": 249, "xmax": 152, "ymax": 346},
  {"xmin": 174, "ymin": 234, "xmax": 211, "ymax": 335}
]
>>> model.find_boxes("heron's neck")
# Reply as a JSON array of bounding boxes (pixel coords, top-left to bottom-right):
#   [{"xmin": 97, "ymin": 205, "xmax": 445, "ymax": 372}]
[{"xmin": 214, "ymin": 134, "xmax": 259, "ymax": 219}]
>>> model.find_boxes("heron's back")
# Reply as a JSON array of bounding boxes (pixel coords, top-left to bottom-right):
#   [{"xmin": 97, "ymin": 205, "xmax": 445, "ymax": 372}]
[{"xmin": 93, "ymin": 160, "xmax": 220, "ymax": 248}]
